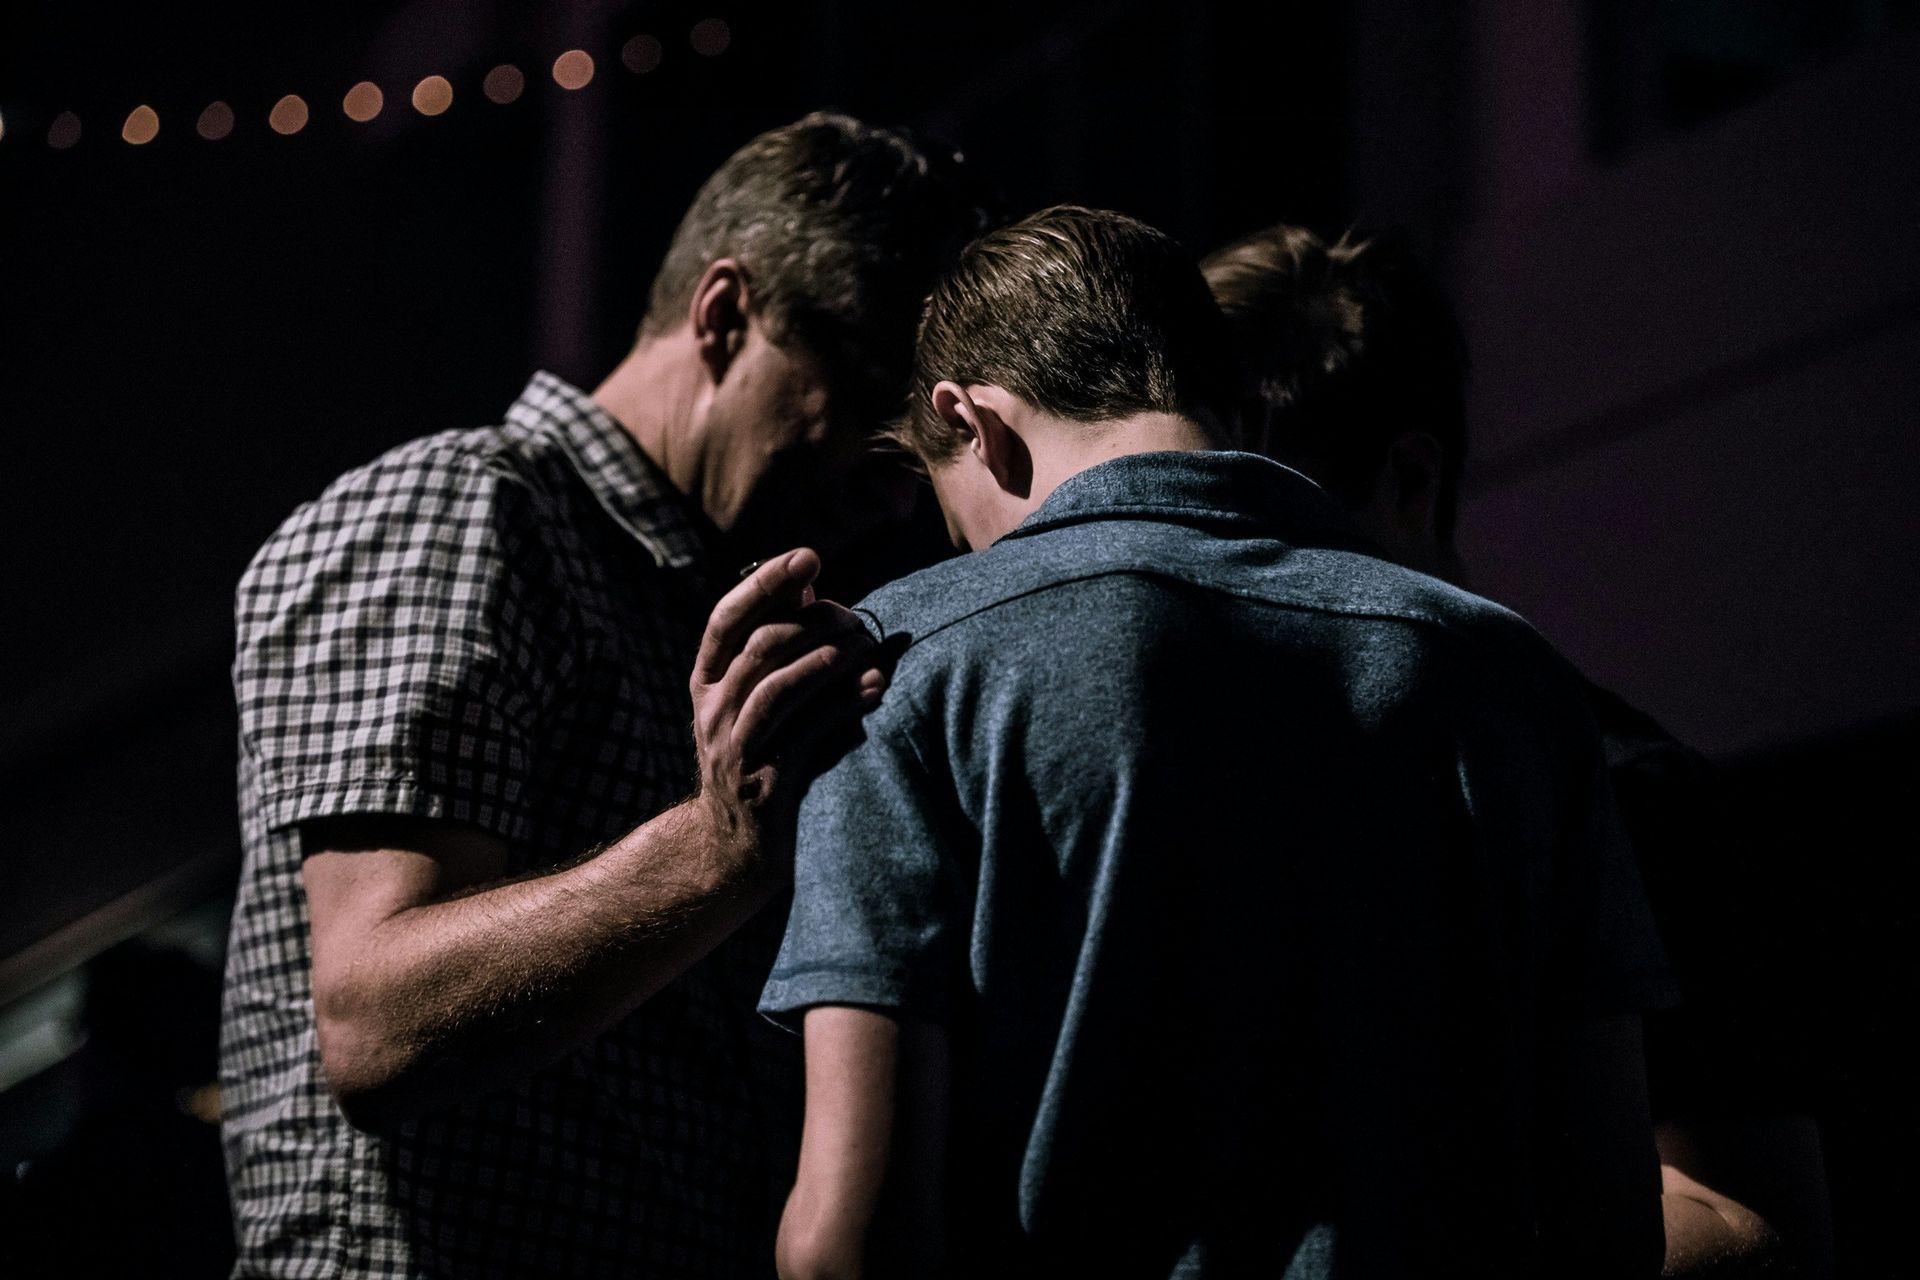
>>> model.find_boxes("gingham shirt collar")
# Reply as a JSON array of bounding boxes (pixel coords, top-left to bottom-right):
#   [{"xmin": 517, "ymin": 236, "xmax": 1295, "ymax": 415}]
[{"xmin": 506, "ymin": 370, "xmax": 708, "ymax": 571}]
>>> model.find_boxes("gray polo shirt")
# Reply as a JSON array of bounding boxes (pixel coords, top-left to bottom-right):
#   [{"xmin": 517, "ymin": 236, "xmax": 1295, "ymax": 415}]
[{"xmin": 760, "ymin": 449, "xmax": 1674, "ymax": 1277}]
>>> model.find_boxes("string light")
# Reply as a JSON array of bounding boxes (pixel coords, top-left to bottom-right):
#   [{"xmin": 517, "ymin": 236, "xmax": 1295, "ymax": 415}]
[
  {"xmin": 553, "ymin": 50, "xmax": 595, "ymax": 90},
  {"xmin": 29, "ymin": 22, "xmax": 740, "ymax": 157},
  {"xmin": 197, "ymin": 102, "xmax": 235, "ymax": 140},
  {"xmin": 483, "ymin": 64, "xmax": 525, "ymax": 104},
  {"xmin": 411, "ymin": 75, "xmax": 453, "ymax": 116},
  {"xmin": 343, "ymin": 81, "xmax": 384, "ymax": 123},
  {"xmin": 122, "ymin": 105, "xmax": 160, "ymax": 145},
  {"xmin": 690, "ymin": 19, "xmax": 731, "ymax": 57},
  {"xmin": 269, "ymin": 95, "xmax": 310, "ymax": 135},
  {"xmin": 622, "ymin": 35, "xmax": 663, "ymax": 74},
  {"xmin": 48, "ymin": 111, "xmax": 82, "ymax": 149}
]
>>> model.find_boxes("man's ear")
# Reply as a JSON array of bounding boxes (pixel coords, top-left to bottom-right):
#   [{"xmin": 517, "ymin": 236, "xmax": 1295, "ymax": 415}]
[
  {"xmin": 689, "ymin": 259, "xmax": 750, "ymax": 384},
  {"xmin": 931, "ymin": 382, "xmax": 1031, "ymax": 499},
  {"xmin": 1383, "ymin": 430, "xmax": 1445, "ymax": 535}
]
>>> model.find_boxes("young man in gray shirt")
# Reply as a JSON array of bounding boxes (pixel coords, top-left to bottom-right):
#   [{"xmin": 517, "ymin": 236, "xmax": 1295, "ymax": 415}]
[{"xmin": 759, "ymin": 206, "xmax": 1675, "ymax": 1278}]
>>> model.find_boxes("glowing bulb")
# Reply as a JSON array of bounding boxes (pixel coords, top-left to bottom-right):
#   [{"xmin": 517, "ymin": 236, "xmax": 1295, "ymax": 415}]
[
  {"xmin": 269, "ymin": 95, "xmax": 310, "ymax": 135},
  {"xmin": 343, "ymin": 81, "xmax": 384, "ymax": 123},
  {"xmin": 197, "ymin": 101, "xmax": 235, "ymax": 140},
  {"xmin": 122, "ymin": 105, "xmax": 160, "ymax": 145},
  {"xmin": 690, "ymin": 18, "xmax": 731, "ymax": 57},
  {"xmin": 483, "ymin": 64, "xmax": 525, "ymax": 104},
  {"xmin": 622, "ymin": 35, "xmax": 663, "ymax": 74},
  {"xmin": 48, "ymin": 111, "xmax": 82, "ymax": 149},
  {"xmin": 553, "ymin": 50, "xmax": 595, "ymax": 90},
  {"xmin": 412, "ymin": 75, "xmax": 453, "ymax": 116}
]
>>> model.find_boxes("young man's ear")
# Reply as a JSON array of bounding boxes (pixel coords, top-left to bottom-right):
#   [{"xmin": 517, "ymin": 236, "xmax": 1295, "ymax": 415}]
[
  {"xmin": 690, "ymin": 259, "xmax": 750, "ymax": 383},
  {"xmin": 930, "ymin": 383, "xmax": 1030, "ymax": 498}
]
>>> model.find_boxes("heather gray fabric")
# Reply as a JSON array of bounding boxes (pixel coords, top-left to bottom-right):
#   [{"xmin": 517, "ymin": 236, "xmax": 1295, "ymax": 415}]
[{"xmin": 761, "ymin": 449, "xmax": 1674, "ymax": 1277}]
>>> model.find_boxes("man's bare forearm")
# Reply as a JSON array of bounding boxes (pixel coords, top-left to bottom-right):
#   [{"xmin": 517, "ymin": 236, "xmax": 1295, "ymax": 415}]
[
  {"xmin": 1657, "ymin": 1116, "xmax": 1834, "ymax": 1278},
  {"xmin": 308, "ymin": 797, "xmax": 778, "ymax": 1128},
  {"xmin": 306, "ymin": 550, "xmax": 882, "ymax": 1129},
  {"xmin": 778, "ymin": 1010, "xmax": 949, "ymax": 1280},
  {"xmin": 779, "ymin": 1007, "xmax": 901, "ymax": 1280}
]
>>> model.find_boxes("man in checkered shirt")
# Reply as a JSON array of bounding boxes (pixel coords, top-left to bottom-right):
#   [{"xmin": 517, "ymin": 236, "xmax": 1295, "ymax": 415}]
[{"xmin": 219, "ymin": 114, "xmax": 989, "ymax": 1279}]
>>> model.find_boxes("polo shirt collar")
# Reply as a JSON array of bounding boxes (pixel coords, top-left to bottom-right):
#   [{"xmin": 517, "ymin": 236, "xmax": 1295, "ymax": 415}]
[
  {"xmin": 1001, "ymin": 449, "xmax": 1367, "ymax": 549},
  {"xmin": 506, "ymin": 371, "xmax": 708, "ymax": 571}
]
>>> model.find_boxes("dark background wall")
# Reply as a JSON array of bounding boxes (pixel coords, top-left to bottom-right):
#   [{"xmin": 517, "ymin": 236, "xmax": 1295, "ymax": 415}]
[{"xmin": 1, "ymin": 0, "xmax": 1914, "ymax": 1272}]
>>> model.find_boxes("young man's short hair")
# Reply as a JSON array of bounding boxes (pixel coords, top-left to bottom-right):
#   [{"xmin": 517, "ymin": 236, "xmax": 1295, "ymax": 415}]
[
  {"xmin": 1201, "ymin": 225, "xmax": 1470, "ymax": 542},
  {"xmin": 895, "ymin": 205, "xmax": 1239, "ymax": 464},
  {"xmin": 642, "ymin": 111, "xmax": 993, "ymax": 427}
]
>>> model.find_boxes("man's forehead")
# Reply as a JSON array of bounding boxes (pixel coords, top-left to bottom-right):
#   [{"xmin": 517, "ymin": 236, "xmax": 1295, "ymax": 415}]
[{"xmin": 764, "ymin": 305, "xmax": 909, "ymax": 420}]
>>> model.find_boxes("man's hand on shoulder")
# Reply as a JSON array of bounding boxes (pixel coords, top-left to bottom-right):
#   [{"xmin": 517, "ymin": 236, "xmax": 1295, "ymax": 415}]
[
  {"xmin": 690, "ymin": 547, "xmax": 889, "ymax": 850},
  {"xmin": 297, "ymin": 548, "xmax": 893, "ymax": 1130}
]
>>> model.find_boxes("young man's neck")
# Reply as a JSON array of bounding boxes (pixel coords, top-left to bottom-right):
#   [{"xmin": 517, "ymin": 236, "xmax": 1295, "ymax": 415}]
[{"xmin": 1028, "ymin": 410, "xmax": 1216, "ymax": 501}]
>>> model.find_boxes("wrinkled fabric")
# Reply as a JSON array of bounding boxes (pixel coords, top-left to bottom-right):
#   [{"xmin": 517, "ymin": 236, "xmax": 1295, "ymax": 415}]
[{"xmin": 762, "ymin": 449, "xmax": 1674, "ymax": 1277}]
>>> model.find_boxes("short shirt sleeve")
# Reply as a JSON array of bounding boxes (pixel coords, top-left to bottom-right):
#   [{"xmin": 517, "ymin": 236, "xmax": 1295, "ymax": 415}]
[
  {"xmin": 1547, "ymin": 690, "xmax": 1683, "ymax": 1019},
  {"xmin": 758, "ymin": 697, "xmax": 968, "ymax": 1030},
  {"xmin": 233, "ymin": 445, "xmax": 570, "ymax": 846}
]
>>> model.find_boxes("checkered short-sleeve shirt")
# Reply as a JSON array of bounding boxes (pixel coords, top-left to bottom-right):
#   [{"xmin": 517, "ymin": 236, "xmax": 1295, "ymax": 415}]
[{"xmin": 219, "ymin": 372, "xmax": 798, "ymax": 1279}]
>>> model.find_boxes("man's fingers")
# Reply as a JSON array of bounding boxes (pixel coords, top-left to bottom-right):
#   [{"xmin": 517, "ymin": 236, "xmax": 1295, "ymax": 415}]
[
  {"xmin": 721, "ymin": 604, "xmax": 875, "ymax": 698},
  {"xmin": 695, "ymin": 606, "xmax": 876, "ymax": 776},
  {"xmin": 692, "ymin": 548, "xmax": 822, "ymax": 685},
  {"xmin": 732, "ymin": 639, "xmax": 887, "ymax": 768},
  {"xmin": 760, "ymin": 667, "xmax": 888, "ymax": 778}
]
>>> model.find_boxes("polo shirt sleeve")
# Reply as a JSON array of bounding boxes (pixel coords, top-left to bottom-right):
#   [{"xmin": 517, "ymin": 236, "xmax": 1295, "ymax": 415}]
[
  {"xmin": 759, "ymin": 699, "xmax": 968, "ymax": 1030},
  {"xmin": 233, "ymin": 446, "xmax": 569, "ymax": 846},
  {"xmin": 1547, "ymin": 691, "xmax": 1682, "ymax": 1019}
]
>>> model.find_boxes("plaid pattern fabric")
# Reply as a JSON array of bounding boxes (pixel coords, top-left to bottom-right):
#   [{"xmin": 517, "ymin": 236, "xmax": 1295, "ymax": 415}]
[{"xmin": 220, "ymin": 372, "xmax": 797, "ymax": 1278}]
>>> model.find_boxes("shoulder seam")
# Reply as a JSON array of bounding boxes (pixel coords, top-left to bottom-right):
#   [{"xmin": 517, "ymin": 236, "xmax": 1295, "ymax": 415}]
[{"xmin": 892, "ymin": 564, "xmax": 1498, "ymax": 652}]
